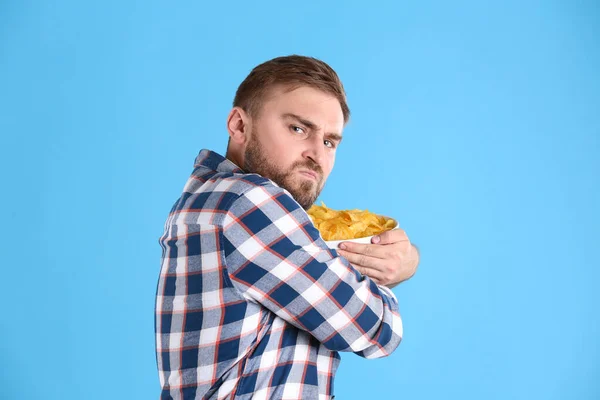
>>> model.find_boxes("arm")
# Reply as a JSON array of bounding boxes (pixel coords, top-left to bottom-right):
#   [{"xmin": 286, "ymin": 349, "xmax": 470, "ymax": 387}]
[
  {"xmin": 337, "ymin": 231, "xmax": 420, "ymax": 288},
  {"xmin": 388, "ymin": 244, "xmax": 419, "ymax": 289},
  {"xmin": 386, "ymin": 244, "xmax": 421, "ymax": 289},
  {"xmin": 222, "ymin": 184, "xmax": 402, "ymax": 358}
]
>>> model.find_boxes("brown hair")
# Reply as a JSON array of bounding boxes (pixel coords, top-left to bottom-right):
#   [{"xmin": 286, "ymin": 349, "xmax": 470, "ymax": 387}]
[{"xmin": 233, "ymin": 55, "xmax": 350, "ymax": 124}]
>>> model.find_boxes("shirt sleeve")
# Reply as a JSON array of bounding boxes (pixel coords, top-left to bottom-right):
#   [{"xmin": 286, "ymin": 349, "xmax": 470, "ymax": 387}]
[{"xmin": 221, "ymin": 183, "xmax": 403, "ymax": 358}]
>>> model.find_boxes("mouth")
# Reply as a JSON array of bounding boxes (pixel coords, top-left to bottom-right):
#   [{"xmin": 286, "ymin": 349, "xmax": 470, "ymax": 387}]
[{"xmin": 298, "ymin": 170, "xmax": 319, "ymax": 181}]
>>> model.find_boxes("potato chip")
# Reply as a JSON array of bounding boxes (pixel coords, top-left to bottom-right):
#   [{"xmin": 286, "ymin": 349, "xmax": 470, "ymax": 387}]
[{"xmin": 307, "ymin": 202, "xmax": 397, "ymax": 241}]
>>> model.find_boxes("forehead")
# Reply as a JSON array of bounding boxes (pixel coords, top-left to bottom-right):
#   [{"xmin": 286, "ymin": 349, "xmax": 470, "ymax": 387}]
[{"xmin": 260, "ymin": 85, "xmax": 345, "ymax": 130}]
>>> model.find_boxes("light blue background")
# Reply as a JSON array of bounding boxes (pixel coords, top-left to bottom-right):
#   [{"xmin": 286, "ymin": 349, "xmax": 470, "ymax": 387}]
[{"xmin": 1, "ymin": 1, "xmax": 598, "ymax": 399}]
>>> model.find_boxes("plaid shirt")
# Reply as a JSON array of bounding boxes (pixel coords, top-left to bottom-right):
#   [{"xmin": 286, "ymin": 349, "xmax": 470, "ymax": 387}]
[{"xmin": 155, "ymin": 149, "xmax": 403, "ymax": 400}]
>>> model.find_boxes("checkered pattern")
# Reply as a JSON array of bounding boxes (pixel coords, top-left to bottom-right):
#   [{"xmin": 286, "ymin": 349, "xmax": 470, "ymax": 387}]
[{"xmin": 155, "ymin": 149, "xmax": 403, "ymax": 399}]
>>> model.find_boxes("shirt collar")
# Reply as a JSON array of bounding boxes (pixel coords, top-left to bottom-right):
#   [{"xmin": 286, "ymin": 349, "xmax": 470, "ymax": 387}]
[{"xmin": 193, "ymin": 149, "xmax": 244, "ymax": 174}]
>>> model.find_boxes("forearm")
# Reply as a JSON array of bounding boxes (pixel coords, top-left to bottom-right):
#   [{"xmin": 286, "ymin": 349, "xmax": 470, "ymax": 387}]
[{"xmin": 224, "ymin": 185, "xmax": 403, "ymax": 356}]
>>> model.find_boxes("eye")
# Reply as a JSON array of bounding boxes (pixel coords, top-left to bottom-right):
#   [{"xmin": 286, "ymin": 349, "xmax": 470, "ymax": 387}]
[
  {"xmin": 324, "ymin": 139, "xmax": 336, "ymax": 149},
  {"xmin": 290, "ymin": 125, "xmax": 306, "ymax": 135}
]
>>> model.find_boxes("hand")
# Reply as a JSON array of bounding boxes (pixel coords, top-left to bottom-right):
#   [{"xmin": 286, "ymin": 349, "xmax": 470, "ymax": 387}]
[{"xmin": 337, "ymin": 228, "xmax": 419, "ymax": 288}]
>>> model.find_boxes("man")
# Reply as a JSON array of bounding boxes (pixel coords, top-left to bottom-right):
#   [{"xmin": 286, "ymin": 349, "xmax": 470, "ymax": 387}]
[{"xmin": 155, "ymin": 55, "xmax": 420, "ymax": 400}]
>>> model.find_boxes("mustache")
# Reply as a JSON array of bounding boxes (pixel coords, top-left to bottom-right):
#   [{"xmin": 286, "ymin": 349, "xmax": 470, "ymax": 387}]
[{"xmin": 292, "ymin": 161, "xmax": 323, "ymax": 177}]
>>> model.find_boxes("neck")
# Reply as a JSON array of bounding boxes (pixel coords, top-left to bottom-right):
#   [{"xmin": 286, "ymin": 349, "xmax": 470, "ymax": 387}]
[{"xmin": 225, "ymin": 148, "xmax": 244, "ymax": 171}]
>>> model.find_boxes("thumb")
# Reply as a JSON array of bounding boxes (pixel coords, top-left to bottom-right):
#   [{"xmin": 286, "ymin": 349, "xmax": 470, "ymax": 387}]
[{"xmin": 372, "ymin": 227, "xmax": 407, "ymax": 245}]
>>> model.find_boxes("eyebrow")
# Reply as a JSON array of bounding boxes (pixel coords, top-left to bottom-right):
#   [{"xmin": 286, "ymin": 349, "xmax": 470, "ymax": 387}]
[{"xmin": 282, "ymin": 113, "xmax": 343, "ymax": 144}]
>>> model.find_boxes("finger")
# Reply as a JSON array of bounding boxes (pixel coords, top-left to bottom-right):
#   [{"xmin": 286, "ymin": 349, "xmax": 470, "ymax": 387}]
[
  {"xmin": 338, "ymin": 249, "xmax": 384, "ymax": 271},
  {"xmin": 337, "ymin": 242, "xmax": 387, "ymax": 259},
  {"xmin": 374, "ymin": 228, "xmax": 409, "ymax": 245},
  {"xmin": 351, "ymin": 264, "xmax": 384, "ymax": 283}
]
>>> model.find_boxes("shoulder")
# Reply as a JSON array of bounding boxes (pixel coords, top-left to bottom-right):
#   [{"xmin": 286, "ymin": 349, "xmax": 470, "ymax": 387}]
[
  {"xmin": 223, "ymin": 173, "xmax": 302, "ymax": 217},
  {"xmin": 169, "ymin": 172, "xmax": 301, "ymax": 226}
]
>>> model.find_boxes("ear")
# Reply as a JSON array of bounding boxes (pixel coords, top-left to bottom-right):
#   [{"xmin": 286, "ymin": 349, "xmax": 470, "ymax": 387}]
[{"xmin": 226, "ymin": 107, "xmax": 251, "ymax": 146}]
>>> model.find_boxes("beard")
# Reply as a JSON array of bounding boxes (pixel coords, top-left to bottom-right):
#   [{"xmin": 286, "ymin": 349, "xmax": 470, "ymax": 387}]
[{"xmin": 243, "ymin": 134, "xmax": 325, "ymax": 210}]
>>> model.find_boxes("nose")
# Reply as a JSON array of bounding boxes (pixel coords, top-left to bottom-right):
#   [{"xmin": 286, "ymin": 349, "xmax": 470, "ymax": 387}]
[{"xmin": 302, "ymin": 135, "xmax": 326, "ymax": 168}]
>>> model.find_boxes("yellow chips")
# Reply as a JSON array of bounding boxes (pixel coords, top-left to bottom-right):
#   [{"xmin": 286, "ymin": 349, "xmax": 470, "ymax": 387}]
[{"xmin": 307, "ymin": 202, "xmax": 397, "ymax": 241}]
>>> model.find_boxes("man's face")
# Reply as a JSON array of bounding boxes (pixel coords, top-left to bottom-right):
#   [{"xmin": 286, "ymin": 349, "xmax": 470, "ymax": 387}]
[{"xmin": 242, "ymin": 85, "xmax": 344, "ymax": 210}]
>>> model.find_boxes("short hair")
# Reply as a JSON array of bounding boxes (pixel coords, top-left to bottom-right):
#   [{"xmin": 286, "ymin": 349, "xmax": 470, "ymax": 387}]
[{"xmin": 233, "ymin": 55, "xmax": 350, "ymax": 124}]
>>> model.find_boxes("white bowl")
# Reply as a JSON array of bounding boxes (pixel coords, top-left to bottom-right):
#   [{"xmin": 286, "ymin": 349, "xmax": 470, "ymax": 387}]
[{"xmin": 324, "ymin": 219, "xmax": 398, "ymax": 250}]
